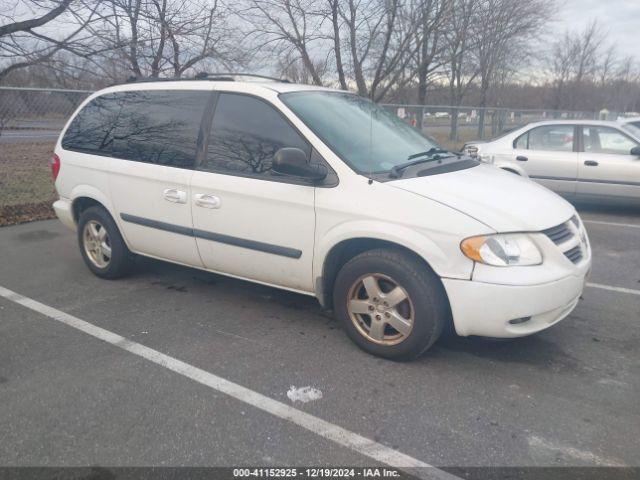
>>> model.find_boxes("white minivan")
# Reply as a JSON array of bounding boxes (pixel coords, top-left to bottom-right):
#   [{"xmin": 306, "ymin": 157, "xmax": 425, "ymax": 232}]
[{"xmin": 51, "ymin": 76, "xmax": 592, "ymax": 359}]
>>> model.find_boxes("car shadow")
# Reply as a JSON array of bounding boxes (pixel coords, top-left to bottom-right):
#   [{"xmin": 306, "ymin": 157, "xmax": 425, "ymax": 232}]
[
  {"xmin": 131, "ymin": 255, "xmax": 333, "ymax": 319},
  {"xmin": 128, "ymin": 255, "xmax": 585, "ymax": 370},
  {"xmin": 433, "ymin": 331, "xmax": 585, "ymax": 372},
  {"xmin": 573, "ymin": 200, "xmax": 640, "ymax": 217}
]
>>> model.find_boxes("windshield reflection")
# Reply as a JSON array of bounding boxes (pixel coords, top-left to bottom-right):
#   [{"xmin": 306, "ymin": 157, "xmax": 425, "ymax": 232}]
[{"xmin": 281, "ymin": 91, "xmax": 444, "ymax": 174}]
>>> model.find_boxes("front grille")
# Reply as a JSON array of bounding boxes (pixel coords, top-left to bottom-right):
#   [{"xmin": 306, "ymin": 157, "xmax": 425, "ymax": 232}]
[
  {"xmin": 542, "ymin": 223, "xmax": 573, "ymax": 245},
  {"xmin": 564, "ymin": 245, "xmax": 583, "ymax": 264},
  {"xmin": 542, "ymin": 216, "xmax": 586, "ymax": 265},
  {"xmin": 570, "ymin": 215, "xmax": 580, "ymax": 227}
]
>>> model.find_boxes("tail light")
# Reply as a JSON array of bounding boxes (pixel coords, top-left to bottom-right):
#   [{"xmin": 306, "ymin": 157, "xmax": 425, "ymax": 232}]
[{"xmin": 49, "ymin": 154, "xmax": 61, "ymax": 181}]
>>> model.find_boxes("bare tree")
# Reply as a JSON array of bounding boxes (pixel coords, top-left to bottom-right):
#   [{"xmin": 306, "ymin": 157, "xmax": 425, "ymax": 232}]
[
  {"xmin": 443, "ymin": 0, "xmax": 478, "ymax": 140},
  {"xmin": 609, "ymin": 56, "xmax": 640, "ymax": 113},
  {"xmin": 82, "ymin": 0, "xmax": 245, "ymax": 80},
  {"xmin": 332, "ymin": 0, "xmax": 419, "ymax": 100},
  {"xmin": 242, "ymin": 0, "xmax": 326, "ymax": 85},
  {"xmin": 473, "ymin": 0, "xmax": 553, "ymax": 136},
  {"xmin": 547, "ymin": 21, "xmax": 606, "ymax": 111},
  {"xmin": 412, "ymin": 0, "xmax": 450, "ymax": 107},
  {"xmin": 0, "ymin": 0, "xmax": 99, "ymax": 81}
]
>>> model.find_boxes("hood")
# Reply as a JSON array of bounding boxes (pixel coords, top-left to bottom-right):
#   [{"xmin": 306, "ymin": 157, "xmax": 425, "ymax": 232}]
[{"xmin": 386, "ymin": 164, "xmax": 575, "ymax": 232}]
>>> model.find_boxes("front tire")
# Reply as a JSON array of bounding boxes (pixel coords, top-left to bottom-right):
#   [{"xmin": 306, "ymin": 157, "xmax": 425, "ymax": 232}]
[
  {"xmin": 333, "ymin": 248, "xmax": 449, "ymax": 360},
  {"xmin": 77, "ymin": 206, "xmax": 133, "ymax": 279}
]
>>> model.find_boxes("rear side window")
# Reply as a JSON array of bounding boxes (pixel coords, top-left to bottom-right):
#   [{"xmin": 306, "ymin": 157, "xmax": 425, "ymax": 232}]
[
  {"xmin": 61, "ymin": 93, "xmax": 120, "ymax": 154},
  {"xmin": 583, "ymin": 126, "xmax": 638, "ymax": 155},
  {"xmin": 202, "ymin": 93, "xmax": 310, "ymax": 177},
  {"xmin": 112, "ymin": 90, "xmax": 211, "ymax": 168}
]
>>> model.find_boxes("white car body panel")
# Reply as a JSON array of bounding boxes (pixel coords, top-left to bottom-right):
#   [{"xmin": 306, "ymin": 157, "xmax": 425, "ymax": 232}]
[
  {"xmin": 190, "ymin": 169, "xmax": 315, "ymax": 292},
  {"xmin": 313, "ymin": 175, "xmax": 491, "ymax": 284},
  {"xmin": 110, "ymin": 161, "xmax": 202, "ymax": 267},
  {"xmin": 52, "ymin": 81, "xmax": 592, "ymax": 339},
  {"xmin": 387, "ymin": 164, "xmax": 576, "ymax": 232},
  {"xmin": 577, "ymin": 150, "xmax": 640, "ymax": 199},
  {"xmin": 510, "ymin": 148, "xmax": 578, "ymax": 195}
]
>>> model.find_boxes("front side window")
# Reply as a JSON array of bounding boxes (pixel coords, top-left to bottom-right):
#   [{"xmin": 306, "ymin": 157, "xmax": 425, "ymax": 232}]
[
  {"xmin": 281, "ymin": 91, "xmax": 458, "ymax": 175},
  {"xmin": 112, "ymin": 90, "xmax": 210, "ymax": 168},
  {"xmin": 514, "ymin": 132, "xmax": 528, "ymax": 149},
  {"xmin": 583, "ymin": 126, "xmax": 638, "ymax": 155},
  {"xmin": 524, "ymin": 125, "xmax": 575, "ymax": 152},
  {"xmin": 61, "ymin": 93, "xmax": 121, "ymax": 155},
  {"xmin": 202, "ymin": 93, "xmax": 310, "ymax": 177}
]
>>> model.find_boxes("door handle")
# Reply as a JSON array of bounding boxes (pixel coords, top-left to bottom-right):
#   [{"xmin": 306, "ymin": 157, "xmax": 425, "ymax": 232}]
[
  {"xmin": 584, "ymin": 160, "xmax": 599, "ymax": 167},
  {"xmin": 163, "ymin": 188, "xmax": 187, "ymax": 203},
  {"xmin": 194, "ymin": 193, "xmax": 221, "ymax": 209},
  {"xmin": 516, "ymin": 155, "xmax": 528, "ymax": 161}
]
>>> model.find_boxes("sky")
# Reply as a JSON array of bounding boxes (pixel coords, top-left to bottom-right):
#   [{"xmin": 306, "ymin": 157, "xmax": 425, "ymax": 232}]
[{"xmin": 552, "ymin": 0, "xmax": 639, "ymax": 60}]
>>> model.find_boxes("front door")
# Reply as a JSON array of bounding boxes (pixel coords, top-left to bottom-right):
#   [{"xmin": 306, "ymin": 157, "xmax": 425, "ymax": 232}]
[
  {"xmin": 512, "ymin": 124, "xmax": 578, "ymax": 195},
  {"xmin": 108, "ymin": 89, "xmax": 212, "ymax": 266},
  {"xmin": 577, "ymin": 125, "xmax": 640, "ymax": 200},
  {"xmin": 190, "ymin": 92, "xmax": 316, "ymax": 293}
]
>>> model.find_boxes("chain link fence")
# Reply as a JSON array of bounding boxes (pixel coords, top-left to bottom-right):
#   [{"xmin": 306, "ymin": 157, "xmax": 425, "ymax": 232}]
[
  {"xmin": 0, "ymin": 87, "xmax": 91, "ymax": 226},
  {"xmin": 380, "ymin": 104, "xmax": 606, "ymax": 151},
  {"xmin": 0, "ymin": 86, "xmax": 606, "ymax": 226}
]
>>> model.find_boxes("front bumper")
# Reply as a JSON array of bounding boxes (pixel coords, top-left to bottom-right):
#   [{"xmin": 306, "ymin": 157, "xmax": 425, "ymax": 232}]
[
  {"xmin": 53, "ymin": 198, "xmax": 75, "ymax": 230},
  {"xmin": 442, "ymin": 272, "xmax": 587, "ymax": 338}
]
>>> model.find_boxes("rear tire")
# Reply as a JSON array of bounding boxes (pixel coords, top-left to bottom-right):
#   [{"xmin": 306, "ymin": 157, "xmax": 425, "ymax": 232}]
[
  {"xmin": 332, "ymin": 248, "xmax": 449, "ymax": 360},
  {"xmin": 77, "ymin": 206, "xmax": 133, "ymax": 279}
]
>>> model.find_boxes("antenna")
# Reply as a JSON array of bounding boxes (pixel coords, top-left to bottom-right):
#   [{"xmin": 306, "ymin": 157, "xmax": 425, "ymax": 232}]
[{"xmin": 368, "ymin": 99, "xmax": 374, "ymax": 184}]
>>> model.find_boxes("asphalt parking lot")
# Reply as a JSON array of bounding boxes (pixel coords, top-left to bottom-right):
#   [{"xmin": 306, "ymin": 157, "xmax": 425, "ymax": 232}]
[{"xmin": 0, "ymin": 203, "xmax": 639, "ymax": 475}]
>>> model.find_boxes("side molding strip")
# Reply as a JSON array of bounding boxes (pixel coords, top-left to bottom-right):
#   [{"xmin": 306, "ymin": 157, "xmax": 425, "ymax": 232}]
[
  {"xmin": 530, "ymin": 175, "xmax": 640, "ymax": 187},
  {"xmin": 120, "ymin": 213, "xmax": 302, "ymax": 259}
]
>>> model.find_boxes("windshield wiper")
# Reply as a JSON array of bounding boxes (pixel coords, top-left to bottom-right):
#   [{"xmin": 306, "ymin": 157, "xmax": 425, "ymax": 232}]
[
  {"xmin": 389, "ymin": 148, "xmax": 460, "ymax": 178},
  {"xmin": 407, "ymin": 147, "xmax": 449, "ymax": 160}
]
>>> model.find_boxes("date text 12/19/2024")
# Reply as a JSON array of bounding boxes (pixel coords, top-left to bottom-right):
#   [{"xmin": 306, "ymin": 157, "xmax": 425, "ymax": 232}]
[{"xmin": 233, "ymin": 468, "xmax": 404, "ymax": 478}]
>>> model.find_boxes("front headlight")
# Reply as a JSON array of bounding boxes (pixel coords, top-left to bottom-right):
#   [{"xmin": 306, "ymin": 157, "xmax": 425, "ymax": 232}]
[{"xmin": 461, "ymin": 234, "xmax": 542, "ymax": 266}]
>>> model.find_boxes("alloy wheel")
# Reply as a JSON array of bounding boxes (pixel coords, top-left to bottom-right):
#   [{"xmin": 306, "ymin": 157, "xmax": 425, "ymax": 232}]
[
  {"xmin": 83, "ymin": 220, "xmax": 111, "ymax": 268},
  {"xmin": 347, "ymin": 273, "xmax": 414, "ymax": 345}
]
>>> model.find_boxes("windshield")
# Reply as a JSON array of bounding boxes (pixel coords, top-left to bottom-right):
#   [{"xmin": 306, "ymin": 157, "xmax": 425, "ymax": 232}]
[{"xmin": 281, "ymin": 91, "xmax": 445, "ymax": 174}]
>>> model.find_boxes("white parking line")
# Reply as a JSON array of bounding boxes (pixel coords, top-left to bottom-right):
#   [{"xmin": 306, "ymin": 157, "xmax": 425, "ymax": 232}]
[
  {"xmin": 586, "ymin": 282, "xmax": 640, "ymax": 296},
  {"xmin": 0, "ymin": 285, "xmax": 457, "ymax": 480},
  {"xmin": 583, "ymin": 220, "xmax": 640, "ymax": 230}
]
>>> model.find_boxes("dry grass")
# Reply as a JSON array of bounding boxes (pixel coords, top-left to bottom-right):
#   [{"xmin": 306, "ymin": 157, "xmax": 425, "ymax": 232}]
[
  {"xmin": 0, "ymin": 140, "xmax": 56, "ymax": 226},
  {"xmin": 427, "ymin": 128, "xmax": 480, "ymax": 151}
]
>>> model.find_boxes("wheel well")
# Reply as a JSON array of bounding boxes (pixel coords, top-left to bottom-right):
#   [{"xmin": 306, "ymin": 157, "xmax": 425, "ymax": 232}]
[
  {"xmin": 320, "ymin": 238, "xmax": 437, "ymax": 309},
  {"xmin": 72, "ymin": 197, "xmax": 105, "ymax": 223}
]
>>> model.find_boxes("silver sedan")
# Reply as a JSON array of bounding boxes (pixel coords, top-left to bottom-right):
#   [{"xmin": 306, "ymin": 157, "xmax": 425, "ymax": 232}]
[{"xmin": 463, "ymin": 120, "xmax": 640, "ymax": 205}]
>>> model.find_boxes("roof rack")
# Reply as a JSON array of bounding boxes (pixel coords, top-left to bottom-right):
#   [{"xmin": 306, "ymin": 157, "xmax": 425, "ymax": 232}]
[
  {"xmin": 123, "ymin": 76, "xmax": 181, "ymax": 84},
  {"xmin": 193, "ymin": 72, "xmax": 290, "ymax": 83},
  {"xmin": 121, "ymin": 72, "xmax": 291, "ymax": 85}
]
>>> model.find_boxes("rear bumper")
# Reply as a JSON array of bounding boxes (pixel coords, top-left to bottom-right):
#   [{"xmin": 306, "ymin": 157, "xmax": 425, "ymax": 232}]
[
  {"xmin": 442, "ymin": 273, "xmax": 587, "ymax": 338},
  {"xmin": 53, "ymin": 198, "xmax": 75, "ymax": 230}
]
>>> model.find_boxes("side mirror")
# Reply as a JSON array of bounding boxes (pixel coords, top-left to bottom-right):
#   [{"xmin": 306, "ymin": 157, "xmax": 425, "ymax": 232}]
[
  {"xmin": 273, "ymin": 147, "xmax": 328, "ymax": 181},
  {"xmin": 630, "ymin": 146, "xmax": 640, "ymax": 157}
]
